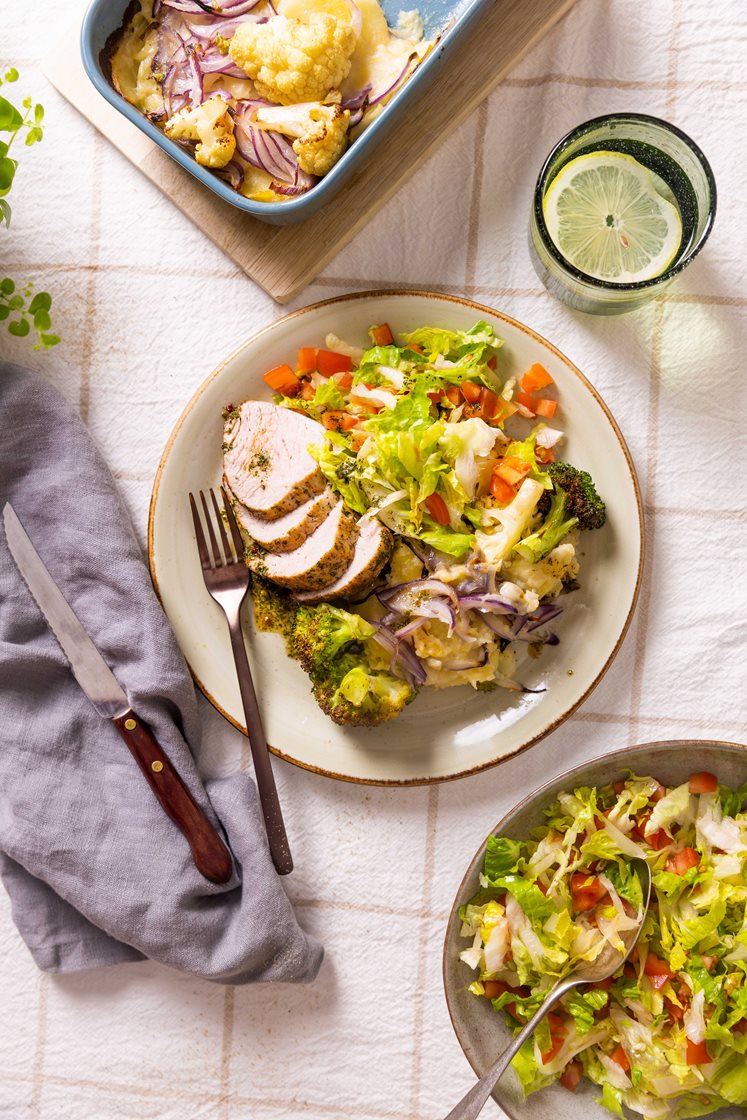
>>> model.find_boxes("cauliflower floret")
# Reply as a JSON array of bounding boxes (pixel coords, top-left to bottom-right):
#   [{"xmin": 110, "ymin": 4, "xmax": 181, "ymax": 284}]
[
  {"xmin": 254, "ymin": 101, "xmax": 350, "ymax": 176},
  {"xmin": 475, "ymin": 478, "xmax": 545, "ymax": 567},
  {"xmin": 164, "ymin": 95, "xmax": 235, "ymax": 168},
  {"xmin": 229, "ymin": 15, "xmax": 356, "ymax": 105},
  {"xmin": 502, "ymin": 539, "xmax": 579, "ymax": 601}
]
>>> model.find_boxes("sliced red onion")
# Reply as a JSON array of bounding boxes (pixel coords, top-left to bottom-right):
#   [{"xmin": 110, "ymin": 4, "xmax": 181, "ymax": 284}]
[
  {"xmin": 391, "ymin": 617, "xmax": 428, "ymax": 639},
  {"xmin": 215, "ymin": 159, "xmax": 244, "ymax": 189},
  {"xmin": 371, "ymin": 624, "xmax": 426, "ymax": 686},
  {"xmin": 197, "ymin": 50, "xmax": 248, "ymax": 77},
  {"xmin": 162, "ymin": 0, "xmax": 261, "ymax": 13},
  {"xmin": 523, "ymin": 603, "xmax": 564, "ymax": 631},
  {"xmin": 369, "ymin": 52, "xmax": 417, "ymax": 107},
  {"xmin": 346, "ymin": 0, "xmax": 362, "ymax": 38},
  {"xmin": 482, "ymin": 615, "xmax": 559, "ymax": 646},
  {"xmin": 341, "ymin": 85, "xmax": 372, "ymax": 111},
  {"xmin": 379, "ymin": 578, "xmax": 459, "ymax": 610},
  {"xmin": 458, "ymin": 594, "xmax": 517, "ymax": 615}
]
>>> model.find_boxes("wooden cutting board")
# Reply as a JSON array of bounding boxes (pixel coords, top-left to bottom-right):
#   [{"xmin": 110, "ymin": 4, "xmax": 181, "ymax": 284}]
[{"xmin": 44, "ymin": 0, "xmax": 576, "ymax": 303}]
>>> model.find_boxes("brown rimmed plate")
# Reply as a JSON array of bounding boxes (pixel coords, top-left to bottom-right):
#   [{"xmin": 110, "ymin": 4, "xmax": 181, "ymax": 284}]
[
  {"xmin": 148, "ymin": 291, "xmax": 643, "ymax": 785},
  {"xmin": 443, "ymin": 739, "xmax": 746, "ymax": 1119}
]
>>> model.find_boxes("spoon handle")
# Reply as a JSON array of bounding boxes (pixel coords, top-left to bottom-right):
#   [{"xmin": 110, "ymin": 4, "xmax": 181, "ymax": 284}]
[{"xmin": 443, "ymin": 977, "xmax": 576, "ymax": 1120}]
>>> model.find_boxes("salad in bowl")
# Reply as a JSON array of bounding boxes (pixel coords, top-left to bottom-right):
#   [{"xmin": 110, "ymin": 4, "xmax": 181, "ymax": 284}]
[{"xmin": 222, "ymin": 318, "xmax": 607, "ymax": 726}]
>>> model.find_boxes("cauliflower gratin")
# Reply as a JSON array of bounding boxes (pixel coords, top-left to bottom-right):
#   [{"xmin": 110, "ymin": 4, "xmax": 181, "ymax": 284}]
[
  {"xmin": 105, "ymin": 0, "xmax": 433, "ymax": 202},
  {"xmin": 222, "ymin": 321, "xmax": 608, "ymax": 726}
]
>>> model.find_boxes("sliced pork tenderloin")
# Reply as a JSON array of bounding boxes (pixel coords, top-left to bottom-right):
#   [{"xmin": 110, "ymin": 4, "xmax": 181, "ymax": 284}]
[
  {"xmin": 295, "ymin": 516, "xmax": 393, "ymax": 604},
  {"xmin": 223, "ymin": 400, "xmax": 325, "ymax": 520},
  {"xmin": 228, "ymin": 487, "xmax": 336, "ymax": 553},
  {"xmin": 246, "ymin": 500, "xmax": 357, "ymax": 590}
]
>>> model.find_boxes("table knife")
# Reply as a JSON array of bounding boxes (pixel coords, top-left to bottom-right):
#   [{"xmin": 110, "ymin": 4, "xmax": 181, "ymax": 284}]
[{"xmin": 3, "ymin": 502, "xmax": 233, "ymax": 885}]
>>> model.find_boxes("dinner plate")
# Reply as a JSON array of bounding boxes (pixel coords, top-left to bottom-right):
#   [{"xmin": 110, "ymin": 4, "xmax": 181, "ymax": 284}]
[
  {"xmin": 148, "ymin": 291, "xmax": 643, "ymax": 785},
  {"xmin": 442, "ymin": 739, "xmax": 746, "ymax": 1120}
]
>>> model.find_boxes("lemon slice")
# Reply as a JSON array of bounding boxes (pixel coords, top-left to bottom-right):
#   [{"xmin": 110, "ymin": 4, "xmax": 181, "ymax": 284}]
[{"xmin": 543, "ymin": 151, "xmax": 683, "ymax": 283}]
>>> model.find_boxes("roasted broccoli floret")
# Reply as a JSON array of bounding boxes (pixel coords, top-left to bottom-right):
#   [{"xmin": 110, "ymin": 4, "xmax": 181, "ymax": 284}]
[
  {"xmin": 313, "ymin": 656, "xmax": 416, "ymax": 726},
  {"xmin": 536, "ymin": 462, "xmax": 607, "ymax": 530},
  {"xmin": 289, "ymin": 604, "xmax": 416, "ymax": 725},
  {"xmin": 289, "ymin": 604, "xmax": 375, "ymax": 678},
  {"xmin": 513, "ymin": 489, "xmax": 578, "ymax": 563}
]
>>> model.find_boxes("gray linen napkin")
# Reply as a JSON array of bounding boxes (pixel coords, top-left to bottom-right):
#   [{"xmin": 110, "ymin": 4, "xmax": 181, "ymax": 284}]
[{"xmin": 0, "ymin": 361, "xmax": 323, "ymax": 983}]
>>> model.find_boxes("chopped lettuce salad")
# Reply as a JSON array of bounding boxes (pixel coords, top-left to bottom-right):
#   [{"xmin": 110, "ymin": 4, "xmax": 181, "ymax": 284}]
[
  {"xmin": 459, "ymin": 770, "xmax": 747, "ymax": 1119},
  {"xmin": 256, "ymin": 320, "xmax": 607, "ymax": 718}
]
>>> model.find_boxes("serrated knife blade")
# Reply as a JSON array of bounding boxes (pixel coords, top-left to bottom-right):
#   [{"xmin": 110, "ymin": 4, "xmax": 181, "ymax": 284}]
[{"xmin": 3, "ymin": 501, "xmax": 129, "ymax": 719}]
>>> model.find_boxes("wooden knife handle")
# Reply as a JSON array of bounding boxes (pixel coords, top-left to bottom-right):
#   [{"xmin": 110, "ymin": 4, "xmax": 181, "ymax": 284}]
[{"xmin": 112, "ymin": 709, "xmax": 233, "ymax": 885}]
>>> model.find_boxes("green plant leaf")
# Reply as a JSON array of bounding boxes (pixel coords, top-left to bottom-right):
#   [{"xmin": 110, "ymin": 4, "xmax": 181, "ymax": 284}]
[
  {"xmin": 3, "ymin": 69, "xmax": 19, "ymax": 83},
  {"xmin": 0, "ymin": 155, "xmax": 17, "ymax": 191},
  {"xmin": 34, "ymin": 103, "xmax": 44, "ymax": 124},
  {"xmin": 8, "ymin": 294, "xmax": 23, "ymax": 310},
  {"xmin": 0, "ymin": 96, "xmax": 22, "ymax": 132},
  {"xmin": 28, "ymin": 291, "xmax": 51, "ymax": 314},
  {"xmin": 1, "ymin": 277, "xmax": 16, "ymax": 295},
  {"xmin": 0, "ymin": 305, "xmax": 10, "ymax": 320},
  {"xmin": 33, "ymin": 308, "xmax": 52, "ymax": 331},
  {"xmin": 8, "ymin": 317, "xmax": 30, "ymax": 337},
  {"xmin": 25, "ymin": 126, "xmax": 43, "ymax": 146},
  {"xmin": 0, "ymin": 198, "xmax": 10, "ymax": 226},
  {"xmin": 39, "ymin": 333, "xmax": 60, "ymax": 348}
]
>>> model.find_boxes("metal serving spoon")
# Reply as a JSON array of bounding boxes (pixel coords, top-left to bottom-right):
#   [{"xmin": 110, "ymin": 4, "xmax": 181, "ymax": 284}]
[{"xmin": 444, "ymin": 858, "xmax": 652, "ymax": 1120}]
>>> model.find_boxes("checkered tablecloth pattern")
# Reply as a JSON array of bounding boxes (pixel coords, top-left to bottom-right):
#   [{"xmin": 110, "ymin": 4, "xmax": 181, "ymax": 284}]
[{"xmin": 1, "ymin": 1, "xmax": 746, "ymax": 1117}]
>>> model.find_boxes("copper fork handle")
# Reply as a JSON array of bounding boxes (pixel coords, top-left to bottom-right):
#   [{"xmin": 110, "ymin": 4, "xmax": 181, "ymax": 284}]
[{"xmin": 227, "ymin": 619, "xmax": 293, "ymax": 876}]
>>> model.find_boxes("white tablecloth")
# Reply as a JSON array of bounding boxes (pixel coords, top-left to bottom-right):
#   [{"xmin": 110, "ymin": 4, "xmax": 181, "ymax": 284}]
[{"xmin": 2, "ymin": 1, "xmax": 746, "ymax": 1117}]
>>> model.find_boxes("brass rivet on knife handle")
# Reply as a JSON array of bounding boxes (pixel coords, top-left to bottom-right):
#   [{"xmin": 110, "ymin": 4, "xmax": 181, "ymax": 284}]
[{"xmin": 113, "ymin": 708, "xmax": 233, "ymax": 884}]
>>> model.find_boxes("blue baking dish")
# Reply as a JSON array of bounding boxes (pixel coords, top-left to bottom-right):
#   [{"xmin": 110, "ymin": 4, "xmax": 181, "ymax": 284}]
[{"xmin": 80, "ymin": 0, "xmax": 490, "ymax": 226}]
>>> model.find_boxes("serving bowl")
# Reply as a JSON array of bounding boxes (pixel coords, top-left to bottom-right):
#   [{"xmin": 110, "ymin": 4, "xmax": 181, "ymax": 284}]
[
  {"xmin": 80, "ymin": 0, "xmax": 490, "ymax": 226},
  {"xmin": 443, "ymin": 738, "xmax": 747, "ymax": 1120},
  {"xmin": 148, "ymin": 290, "xmax": 643, "ymax": 785}
]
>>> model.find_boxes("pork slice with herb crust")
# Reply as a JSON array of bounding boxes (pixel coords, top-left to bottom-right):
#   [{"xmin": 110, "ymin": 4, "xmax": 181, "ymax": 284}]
[
  {"xmin": 222, "ymin": 400, "xmax": 325, "ymax": 520},
  {"xmin": 227, "ymin": 487, "xmax": 337, "ymax": 554},
  {"xmin": 246, "ymin": 500, "xmax": 358, "ymax": 590},
  {"xmin": 294, "ymin": 517, "xmax": 393, "ymax": 604}
]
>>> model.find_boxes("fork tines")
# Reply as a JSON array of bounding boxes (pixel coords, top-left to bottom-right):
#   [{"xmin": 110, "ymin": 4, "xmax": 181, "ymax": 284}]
[{"xmin": 188, "ymin": 487, "xmax": 244, "ymax": 570}]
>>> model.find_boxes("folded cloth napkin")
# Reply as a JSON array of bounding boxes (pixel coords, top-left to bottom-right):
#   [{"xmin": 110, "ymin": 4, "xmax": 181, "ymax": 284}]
[{"xmin": 0, "ymin": 361, "xmax": 323, "ymax": 984}]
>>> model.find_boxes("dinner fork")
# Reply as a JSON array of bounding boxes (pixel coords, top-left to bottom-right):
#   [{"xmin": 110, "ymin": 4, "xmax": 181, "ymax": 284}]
[{"xmin": 189, "ymin": 487, "xmax": 293, "ymax": 876}]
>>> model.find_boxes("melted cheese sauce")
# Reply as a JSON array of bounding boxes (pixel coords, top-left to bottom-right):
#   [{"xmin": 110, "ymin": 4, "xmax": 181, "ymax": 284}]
[{"xmin": 111, "ymin": 0, "xmax": 432, "ymax": 202}]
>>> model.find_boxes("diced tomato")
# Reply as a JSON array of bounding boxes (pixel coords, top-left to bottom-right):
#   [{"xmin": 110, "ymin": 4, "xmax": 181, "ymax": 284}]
[
  {"xmin": 408, "ymin": 343, "xmax": 424, "ymax": 354},
  {"xmin": 487, "ymin": 356, "xmax": 497, "ymax": 371},
  {"xmin": 541, "ymin": 1013, "xmax": 567, "ymax": 1065},
  {"xmin": 483, "ymin": 980, "xmax": 506, "ymax": 999},
  {"xmin": 570, "ymin": 874, "xmax": 608, "ymax": 912},
  {"xmin": 296, "ymin": 347, "xmax": 317, "ymax": 374},
  {"xmin": 461, "ymin": 381, "xmax": 482, "ymax": 404},
  {"xmin": 535, "ymin": 445, "xmax": 555, "ymax": 464},
  {"xmin": 423, "ymin": 492, "xmax": 450, "ymax": 526},
  {"xmin": 689, "ymin": 771, "xmax": 718, "ymax": 794},
  {"xmin": 427, "ymin": 389, "xmax": 444, "ymax": 403},
  {"xmin": 664, "ymin": 997, "xmax": 685, "ymax": 1022},
  {"xmin": 634, "ymin": 813, "xmax": 671, "ymax": 849},
  {"xmin": 534, "ymin": 398, "xmax": 558, "ymax": 419},
  {"xmin": 490, "ymin": 473, "xmax": 516, "ymax": 504},
  {"xmin": 479, "ymin": 388, "xmax": 501, "ymax": 420},
  {"xmin": 666, "ymin": 847, "xmax": 700, "ymax": 875},
  {"xmin": 613, "ymin": 780, "xmax": 626, "ymax": 795},
  {"xmin": 444, "ymin": 385, "xmax": 462, "ymax": 406},
  {"xmin": 686, "ymin": 1039, "xmax": 711, "ymax": 1065},
  {"xmin": 334, "ymin": 370, "xmax": 353, "ymax": 390},
  {"xmin": 700, "ymin": 955, "xmax": 717, "ymax": 972},
  {"xmin": 589, "ymin": 976, "xmax": 614, "ymax": 991},
  {"xmin": 611, "ymin": 1046, "xmax": 630, "ymax": 1073},
  {"xmin": 734, "ymin": 1018, "xmax": 747, "ymax": 1034},
  {"xmin": 299, "ymin": 382, "xmax": 316, "ymax": 401},
  {"xmin": 521, "ymin": 362, "xmax": 554, "ymax": 393},
  {"xmin": 495, "ymin": 456, "xmax": 532, "ymax": 487},
  {"xmin": 263, "ymin": 364, "xmax": 301, "ymax": 396},
  {"xmin": 516, "ymin": 390, "xmax": 536, "ymax": 411},
  {"xmin": 350, "ymin": 430, "xmax": 367, "ymax": 452},
  {"xmin": 559, "ymin": 1059, "xmax": 583, "ymax": 1092},
  {"xmin": 322, "ymin": 411, "xmax": 358, "ymax": 432},
  {"xmin": 317, "ymin": 349, "xmax": 353, "ymax": 377},
  {"xmin": 370, "ymin": 322, "xmax": 394, "ymax": 346},
  {"xmin": 644, "ymin": 955, "xmax": 673, "ymax": 988},
  {"xmin": 483, "ymin": 979, "xmax": 529, "ymax": 1020},
  {"xmin": 652, "ymin": 782, "xmax": 668, "ymax": 802}
]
